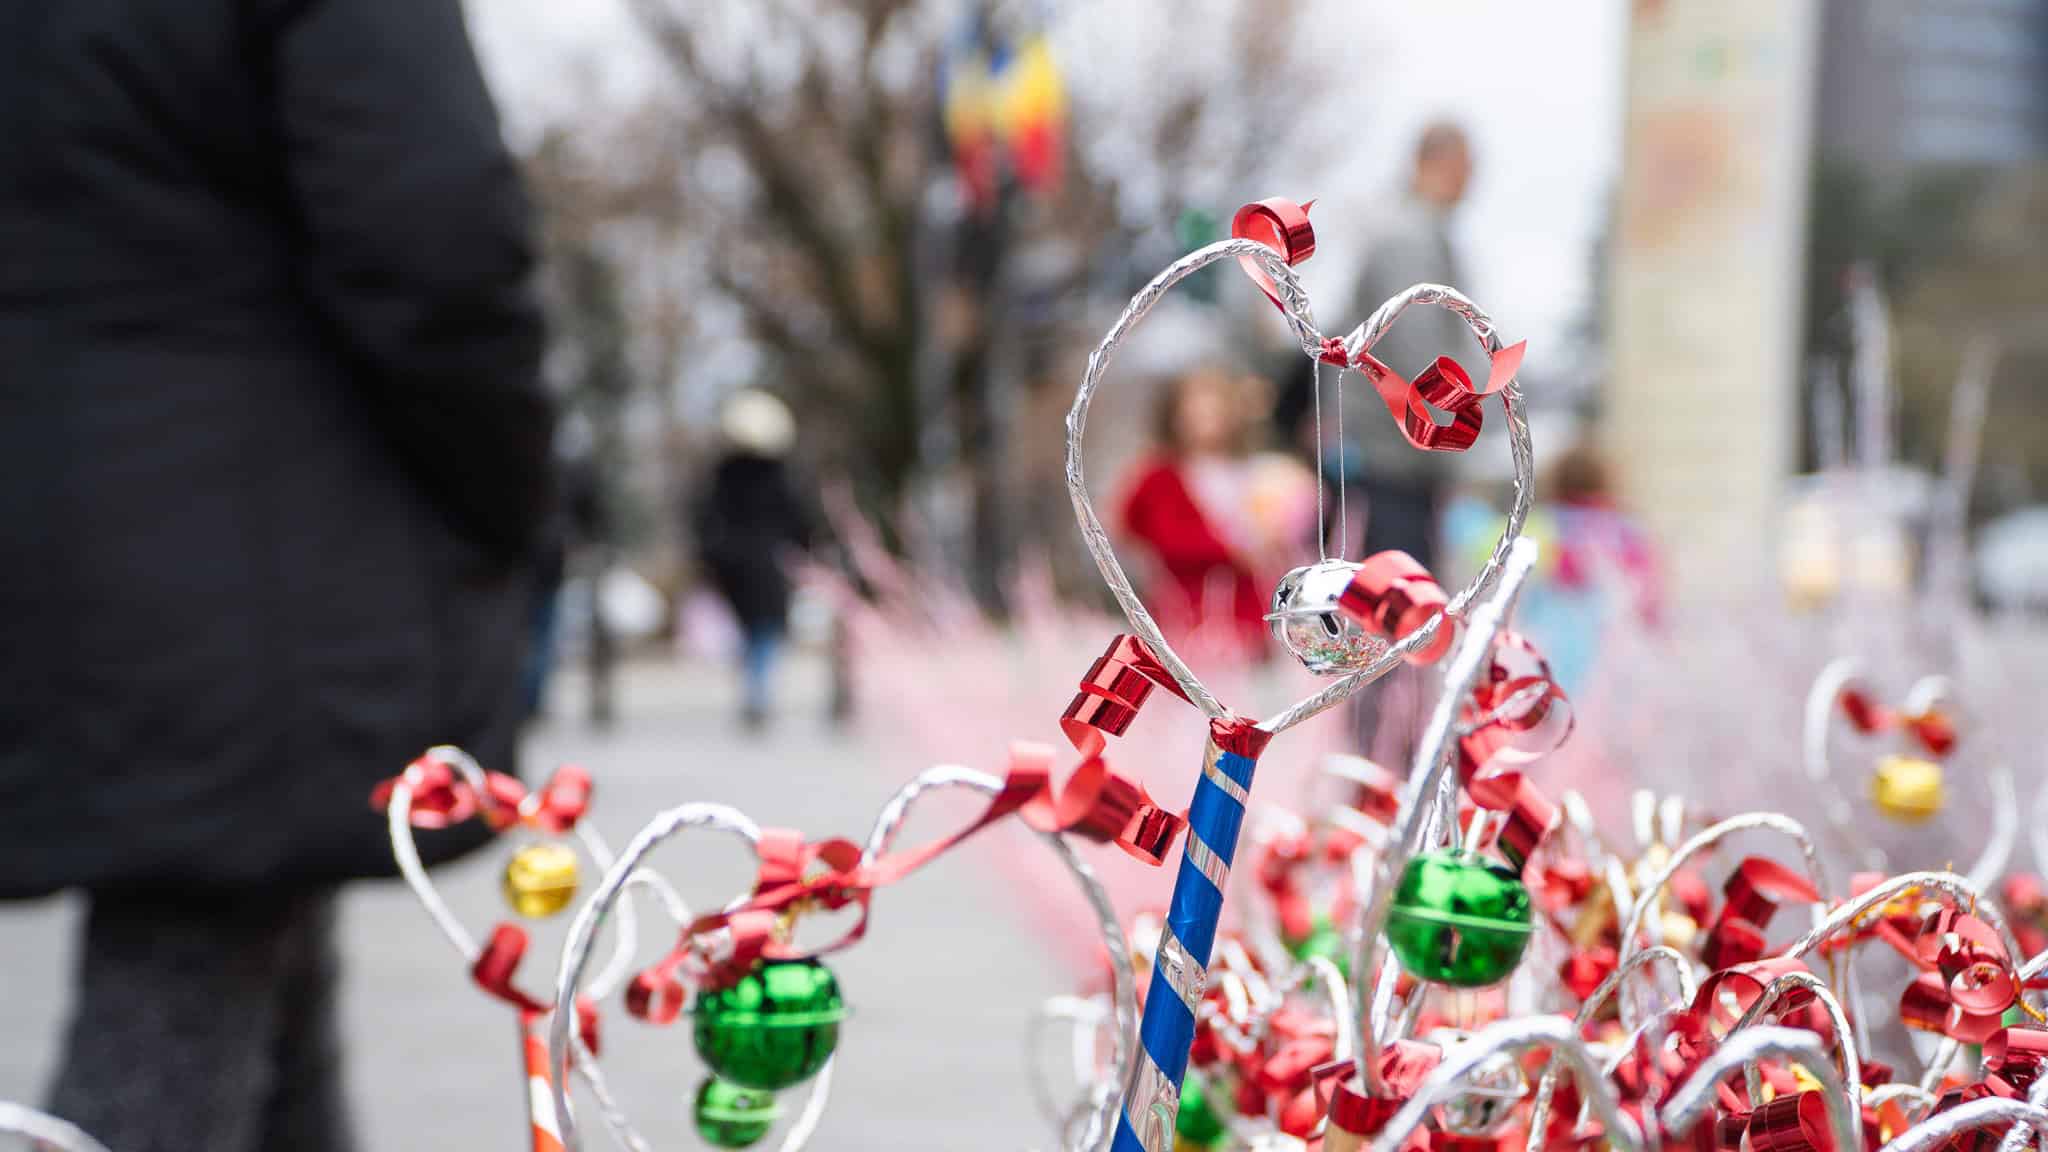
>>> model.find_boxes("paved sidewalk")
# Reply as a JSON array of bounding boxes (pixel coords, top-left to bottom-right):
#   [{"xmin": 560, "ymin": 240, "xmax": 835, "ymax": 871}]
[{"xmin": 0, "ymin": 655, "xmax": 1082, "ymax": 1150}]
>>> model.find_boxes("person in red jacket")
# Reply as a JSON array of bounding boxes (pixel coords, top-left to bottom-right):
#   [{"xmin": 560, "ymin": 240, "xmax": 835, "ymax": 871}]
[{"xmin": 1118, "ymin": 368, "xmax": 1310, "ymax": 657}]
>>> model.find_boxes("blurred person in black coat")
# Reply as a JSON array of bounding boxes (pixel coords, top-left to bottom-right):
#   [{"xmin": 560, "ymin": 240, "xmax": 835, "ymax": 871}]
[
  {"xmin": 0, "ymin": 0, "xmax": 552, "ymax": 1147},
  {"xmin": 692, "ymin": 391, "xmax": 811, "ymax": 730}
]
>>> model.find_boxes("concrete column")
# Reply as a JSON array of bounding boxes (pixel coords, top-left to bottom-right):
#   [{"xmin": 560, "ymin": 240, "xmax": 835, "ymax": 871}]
[{"xmin": 1607, "ymin": 0, "xmax": 1822, "ymax": 600}]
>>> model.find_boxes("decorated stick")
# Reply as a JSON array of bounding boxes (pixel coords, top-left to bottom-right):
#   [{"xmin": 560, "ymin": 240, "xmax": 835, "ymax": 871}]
[
  {"xmin": 547, "ymin": 762, "xmax": 1141, "ymax": 1151},
  {"xmin": 1064, "ymin": 198, "xmax": 1537, "ymax": 1152},
  {"xmin": 377, "ymin": 747, "xmax": 654, "ymax": 1152},
  {"xmin": 1325, "ymin": 539, "xmax": 1539, "ymax": 1152}
]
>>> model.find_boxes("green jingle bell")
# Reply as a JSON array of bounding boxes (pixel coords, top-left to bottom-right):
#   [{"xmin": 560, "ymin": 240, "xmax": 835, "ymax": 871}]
[
  {"xmin": 1174, "ymin": 1069, "xmax": 1228, "ymax": 1148},
  {"xmin": 693, "ymin": 958, "xmax": 846, "ymax": 1091},
  {"xmin": 693, "ymin": 1076, "xmax": 779, "ymax": 1148},
  {"xmin": 1385, "ymin": 851, "xmax": 1533, "ymax": 988}
]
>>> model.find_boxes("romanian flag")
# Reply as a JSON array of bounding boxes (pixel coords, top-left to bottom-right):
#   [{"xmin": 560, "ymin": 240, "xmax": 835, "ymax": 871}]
[
  {"xmin": 995, "ymin": 37, "xmax": 1066, "ymax": 195},
  {"xmin": 943, "ymin": 29, "xmax": 1067, "ymax": 210}
]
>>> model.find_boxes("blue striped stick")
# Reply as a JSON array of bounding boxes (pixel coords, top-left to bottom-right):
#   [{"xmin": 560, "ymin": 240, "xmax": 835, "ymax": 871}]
[{"xmin": 1113, "ymin": 736, "xmax": 1263, "ymax": 1151}]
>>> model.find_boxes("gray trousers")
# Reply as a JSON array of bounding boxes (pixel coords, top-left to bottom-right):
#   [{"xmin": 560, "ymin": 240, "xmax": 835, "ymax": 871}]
[{"xmin": 48, "ymin": 887, "xmax": 356, "ymax": 1152}]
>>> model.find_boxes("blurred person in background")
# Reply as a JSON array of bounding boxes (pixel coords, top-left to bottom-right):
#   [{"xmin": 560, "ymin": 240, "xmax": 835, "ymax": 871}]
[
  {"xmin": 0, "ymin": 2, "xmax": 552, "ymax": 1149},
  {"xmin": 1348, "ymin": 119, "xmax": 1476, "ymax": 569},
  {"xmin": 1275, "ymin": 121, "xmax": 1474, "ymax": 765},
  {"xmin": 1443, "ymin": 436, "xmax": 1663, "ymax": 694},
  {"xmin": 1119, "ymin": 368, "xmax": 1316, "ymax": 658},
  {"xmin": 693, "ymin": 390, "xmax": 812, "ymax": 731}
]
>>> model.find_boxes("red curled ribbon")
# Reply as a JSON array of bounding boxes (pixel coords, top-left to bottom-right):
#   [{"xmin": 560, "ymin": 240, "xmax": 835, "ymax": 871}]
[
  {"xmin": 1467, "ymin": 768, "xmax": 1559, "ymax": 874},
  {"xmin": 1352, "ymin": 340, "xmax": 1528, "ymax": 454},
  {"xmin": 629, "ymin": 743, "xmax": 1186, "ymax": 1006},
  {"xmin": 1693, "ymin": 956, "xmax": 1813, "ymax": 1033},
  {"xmin": 1336, "ymin": 549, "xmax": 1456, "ymax": 666},
  {"xmin": 1985, "ymin": 1027, "xmax": 2048, "ymax": 1093},
  {"xmin": 1838, "ymin": 684, "xmax": 1958, "ymax": 758},
  {"xmin": 1230, "ymin": 196, "xmax": 1317, "ymax": 311},
  {"xmin": 1701, "ymin": 857, "xmax": 1822, "ymax": 970},
  {"xmin": 1062, "ymin": 634, "xmax": 1274, "ymax": 764},
  {"xmin": 1316, "ymin": 1039, "xmax": 1443, "ymax": 1144},
  {"xmin": 470, "ymin": 922, "xmax": 602, "ymax": 1053},
  {"xmin": 1458, "ymin": 631, "xmax": 1573, "ymax": 782},
  {"xmin": 1748, "ymin": 1092, "xmax": 1837, "ymax": 1152},
  {"xmin": 371, "ymin": 756, "xmax": 592, "ymax": 836},
  {"xmin": 1062, "ymin": 634, "xmax": 1189, "ymax": 757},
  {"xmin": 1897, "ymin": 908, "xmax": 2019, "ymax": 1043}
]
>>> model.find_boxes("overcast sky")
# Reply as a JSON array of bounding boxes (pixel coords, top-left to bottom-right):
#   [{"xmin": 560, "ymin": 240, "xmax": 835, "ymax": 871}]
[{"xmin": 460, "ymin": 0, "xmax": 1628, "ymax": 354}]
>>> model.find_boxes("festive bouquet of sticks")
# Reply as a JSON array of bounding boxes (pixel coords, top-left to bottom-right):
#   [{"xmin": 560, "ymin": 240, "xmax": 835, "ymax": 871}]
[{"xmin": 22, "ymin": 198, "xmax": 2046, "ymax": 1152}]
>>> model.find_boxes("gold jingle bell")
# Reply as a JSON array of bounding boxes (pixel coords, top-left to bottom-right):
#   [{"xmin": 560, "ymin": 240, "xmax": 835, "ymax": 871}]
[
  {"xmin": 1872, "ymin": 755, "xmax": 1944, "ymax": 824},
  {"xmin": 503, "ymin": 841, "xmax": 581, "ymax": 918}
]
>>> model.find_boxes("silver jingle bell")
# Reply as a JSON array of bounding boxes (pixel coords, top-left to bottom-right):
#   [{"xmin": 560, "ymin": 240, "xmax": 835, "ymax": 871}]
[
  {"xmin": 1427, "ymin": 1028, "xmax": 1529, "ymax": 1135},
  {"xmin": 1268, "ymin": 559, "xmax": 1386, "ymax": 675}
]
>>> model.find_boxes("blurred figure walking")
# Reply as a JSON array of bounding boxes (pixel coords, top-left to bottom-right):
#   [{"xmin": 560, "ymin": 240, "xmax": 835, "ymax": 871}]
[
  {"xmin": 1341, "ymin": 121, "xmax": 1475, "ymax": 768},
  {"xmin": 1349, "ymin": 120, "xmax": 1477, "ymax": 568},
  {"xmin": 0, "ymin": 2, "xmax": 552, "ymax": 1149},
  {"xmin": 693, "ymin": 390, "xmax": 811, "ymax": 730}
]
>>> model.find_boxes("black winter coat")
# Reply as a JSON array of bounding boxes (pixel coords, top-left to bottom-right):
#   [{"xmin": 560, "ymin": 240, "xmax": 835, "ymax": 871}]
[
  {"xmin": 0, "ymin": 0, "xmax": 554, "ymax": 895},
  {"xmin": 693, "ymin": 453, "xmax": 811, "ymax": 628}
]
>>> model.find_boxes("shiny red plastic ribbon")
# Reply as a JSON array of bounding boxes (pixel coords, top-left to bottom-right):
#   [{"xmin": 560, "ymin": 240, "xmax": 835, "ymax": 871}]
[
  {"xmin": 1352, "ymin": 340, "xmax": 1527, "ymax": 454},
  {"xmin": 1898, "ymin": 908, "xmax": 2018, "ymax": 1043},
  {"xmin": 629, "ymin": 744, "xmax": 1185, "ymax": 1008},
  {"xmin": 1337, "ymin": 549, "xmax": 1456, "ymax": 666},
  {"xmin": 1985, "ymin": 1027, "xmax": 2048, "ymax": 1093},
  {"xmin": 1747, "ymin": 1092, "xmax": 1836, "ymax": 1152},
  {"xmin": 1458, "ymin": 631, "xmax": 1574, "ymax": 782},
  {"xmin": 371, "ymin": 757, "xmax": 591, "ymax": 835},
  {"xmin": 1701, "ymin": 857, "xmax": 1822, "ymax": 969},
  {"xmin": 1317, "ymin": 1039, "xmax": 1443, "ymax": 1143},
  {"xmin": 1062, "ymin": 635, "xmax": 1275, "ymax": 765},
  {"xmin": 1467, "ymin": 769, "xmax": 1558, "ymax": 874},
  {"xmin": 1230, "ymin": 196, "xmax": 1317, "ymax": 311},
  {"xmin": 1061, "ymin": 634, "xmax": 1191, "ymax": 757},
  {"xmin": 1838, "ymin": 685, "xmax": 1958, "ymax": 758},
  {"xmin": 470, "ymin": 922, "xmax": 601, "ymax": 1053}
]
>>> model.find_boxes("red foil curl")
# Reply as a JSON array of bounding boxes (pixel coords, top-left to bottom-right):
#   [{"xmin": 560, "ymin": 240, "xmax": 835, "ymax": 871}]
[
  {"xmin": 1230, "ymin": 197, "xmax": 1317, "ymax": 312},
  {"xmin": 1337, "ymin": 550, "xmax": 1455, "ymax": 666}
]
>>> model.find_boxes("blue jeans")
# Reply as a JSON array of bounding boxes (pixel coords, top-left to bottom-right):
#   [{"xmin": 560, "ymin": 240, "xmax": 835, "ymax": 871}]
[{"xmin": 741, "ymin": 623, "xmax": 783, "ymax": 718}]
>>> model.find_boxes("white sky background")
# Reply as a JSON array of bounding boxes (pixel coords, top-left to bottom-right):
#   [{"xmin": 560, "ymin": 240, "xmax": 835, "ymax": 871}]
[{"xmin": 461, "ymin": 0, "xmax": 1628, "ymax": 355}]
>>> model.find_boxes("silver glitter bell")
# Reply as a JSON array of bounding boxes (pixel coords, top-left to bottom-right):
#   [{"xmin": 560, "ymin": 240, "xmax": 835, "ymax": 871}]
[
  {"xmin": 1268, "ymin": 559, "xmax": 1386, "ymax": 675},
  {"xmin": 1429, "ymin": 1029, "xmax": 1529, "ymax": 1135}
]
